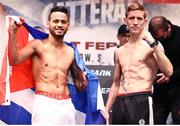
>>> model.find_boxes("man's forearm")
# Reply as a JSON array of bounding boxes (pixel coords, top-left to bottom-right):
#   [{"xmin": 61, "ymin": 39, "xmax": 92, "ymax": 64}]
[
  {"xmin": 105, "ymin": 83, "xmax": 119, "ymax": 112},
  {"xmin": 153, "ymin": 45, "xmax": 173, "ymax": 77},
  {"xmin": 105, "ymin": 92, "xmax": 116, "ymax": 113},
  {"xmin": 8, "ymin": 29, "xmax": 19, "ymax": 65}
]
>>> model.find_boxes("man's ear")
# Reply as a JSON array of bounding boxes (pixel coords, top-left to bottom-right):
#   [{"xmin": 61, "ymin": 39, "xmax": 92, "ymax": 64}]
[
  {"xmin": 117, "ymin": 34, "xmax": 120, "ymax": 40},
  {"xmin": 123, "ymin": 17, "xmax": 127, "ymax": 25},
  {"xmin": 167, "ymin": 24, "xmax": 171, "ymax": 31},
  {"xmin": 46, "ymin": 21, "xmax": 49, "ymax": 29},
  {"xmin": 67, "ymin": 22, "xmax": 70, "ymax": 30},
  {"xmin": 144, "ymin": 18, "xmax": 148, "ymax": 25}
]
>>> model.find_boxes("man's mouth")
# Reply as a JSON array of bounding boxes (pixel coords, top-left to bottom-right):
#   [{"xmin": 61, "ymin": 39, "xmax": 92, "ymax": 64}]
[{"xmin": 55, "ymin": 29, "xmax": 63, "ymax": 33}]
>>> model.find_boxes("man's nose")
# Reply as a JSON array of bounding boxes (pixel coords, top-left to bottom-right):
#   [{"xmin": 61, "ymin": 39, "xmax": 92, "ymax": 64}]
[
  {"xmin": 125, "ymin": 37, "xmax": 129, "ymax": 41},
  {"xmin": 134, "ymin": 18, "xmax": 138, "ymax": 25},
  {"xmin": 57, "ymin": 22, "xmax": 63, "ymax": 27}
]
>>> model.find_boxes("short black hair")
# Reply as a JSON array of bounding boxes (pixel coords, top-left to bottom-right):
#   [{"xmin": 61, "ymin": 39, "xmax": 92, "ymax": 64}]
[
  {"xmin": 48, "ymin": 6, "xmax": 69, "ymax": 21},
  {"xmin": 117, "ymin": 24, "xmax": 129, "ymax": 35}
]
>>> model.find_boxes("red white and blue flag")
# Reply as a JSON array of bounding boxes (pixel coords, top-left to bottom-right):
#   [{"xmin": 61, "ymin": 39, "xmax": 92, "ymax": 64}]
[
  {"xmin": 0, "ymin": 16, "xmax": 105, "ymax": 124},
  {"xmin": 0, "ymin": 6, "xmax": 10, "ymax": 106}
]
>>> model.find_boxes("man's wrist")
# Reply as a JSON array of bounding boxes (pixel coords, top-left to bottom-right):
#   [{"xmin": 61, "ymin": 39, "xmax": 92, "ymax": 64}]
[{"xmin": 150, "ymin": 40, "xmax": 159, "ymax": 48}]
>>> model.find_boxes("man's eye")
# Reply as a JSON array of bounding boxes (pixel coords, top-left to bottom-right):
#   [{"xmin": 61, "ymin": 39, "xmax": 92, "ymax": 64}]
[
  {"xmin": 137, "ymin": 17, "xmax": 143, "ymax": 21},
  {"xmin": 129, "ymin": 17, "xmax": 135, "ymax": 20},
  {"xmin": 61, "ymin": 20, "xmax": 68, "ymax": 24},
  {"xmin": 53, "ymin": 20, "xmax": 59, "ymax": 23}
]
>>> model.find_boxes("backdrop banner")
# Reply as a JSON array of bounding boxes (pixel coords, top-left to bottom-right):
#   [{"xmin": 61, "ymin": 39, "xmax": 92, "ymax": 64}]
[{"xmin": 0, "ymin": 0, "xmax": 179, "ymax": 124}]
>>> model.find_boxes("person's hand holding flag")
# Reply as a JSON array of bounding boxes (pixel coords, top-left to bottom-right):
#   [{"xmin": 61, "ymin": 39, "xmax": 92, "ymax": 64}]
[{"xmin": 8, "ymin": 16, "xmax": 24, "ymax": 34}]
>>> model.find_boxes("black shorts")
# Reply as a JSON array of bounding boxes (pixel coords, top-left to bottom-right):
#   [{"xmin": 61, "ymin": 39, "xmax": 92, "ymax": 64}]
[{"xmin": 112, "ymin": 92, "xmax": 153, "ymax": 124}]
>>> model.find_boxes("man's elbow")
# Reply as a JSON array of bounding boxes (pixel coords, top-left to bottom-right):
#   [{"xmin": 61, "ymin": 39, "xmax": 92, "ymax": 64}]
[
  {"xmin": 9, "ymin": 58, "xmax": 19, "ymax": 66},
  {"xmin": 164, "ymin": 66, "xmax": 173, "ymax": 77},
  {"xmin": 9, "ymin": 61, "xmax": 16, "ymax": 66}
]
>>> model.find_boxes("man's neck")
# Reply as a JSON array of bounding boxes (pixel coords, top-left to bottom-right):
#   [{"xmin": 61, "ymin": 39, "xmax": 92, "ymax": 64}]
[
  {"xmin": 130, "ymin": 30, "xmax": 144, "ymax": 43},
  {"xmin": 48, "ymin": 35, "xmax": 64, "ymax": 47},
  {"xmin": 130, "ymin": 34, "xmax": 141, "ymax": 43}
]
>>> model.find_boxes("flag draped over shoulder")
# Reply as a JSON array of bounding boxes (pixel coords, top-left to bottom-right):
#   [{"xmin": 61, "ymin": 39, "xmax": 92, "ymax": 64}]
[
  {"xmin": 0, "ymin": 4, "xmax": 10, "ymax": 106},
  {"xmin": 0, "ymin": 17, "xmax": 105, "ymax": 124}
]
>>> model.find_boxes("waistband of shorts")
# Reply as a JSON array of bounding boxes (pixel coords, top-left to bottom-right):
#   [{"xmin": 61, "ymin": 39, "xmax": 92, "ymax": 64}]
[
  {"xmin": 117, "ymin": 91, "xmax": 152, "ymax": 97},
  {"xmin": 35, "ymin": 90, "xmax": 70, "ymax": 100}
]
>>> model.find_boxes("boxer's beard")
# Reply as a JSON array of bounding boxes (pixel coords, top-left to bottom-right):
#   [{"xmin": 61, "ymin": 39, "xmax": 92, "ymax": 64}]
[{"xmin": 49, "ymin": 28, "xmax": 67, "ymax": 40}]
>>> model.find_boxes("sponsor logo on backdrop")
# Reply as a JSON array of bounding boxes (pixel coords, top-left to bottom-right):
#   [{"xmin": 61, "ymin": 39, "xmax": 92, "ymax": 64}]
[
  {"xmin": 73, "ymin": 41, "xmax": 117, "ymax": 65},
  {"xmin": 42, "ymin": 0, "xmax": 126, "ymax": 27},
  {"xmin": 87, "ymin": 65, "xmax": 113, "ymax": 103}
]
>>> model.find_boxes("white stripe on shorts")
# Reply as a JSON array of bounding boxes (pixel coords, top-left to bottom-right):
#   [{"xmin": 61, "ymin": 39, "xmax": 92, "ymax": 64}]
[{"xmin": 148, "ymin": 96, "xmax": 154, "ymax": 125}]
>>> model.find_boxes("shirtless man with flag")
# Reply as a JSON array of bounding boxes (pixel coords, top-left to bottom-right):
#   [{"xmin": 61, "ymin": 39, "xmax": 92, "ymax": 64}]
[{"xmin": 8, "ymin": 6, "xmax": 87, "ymax": 124}]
